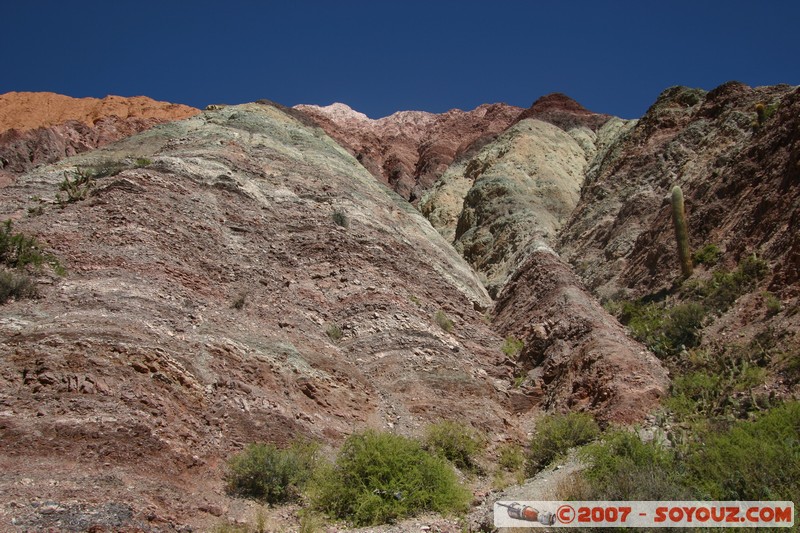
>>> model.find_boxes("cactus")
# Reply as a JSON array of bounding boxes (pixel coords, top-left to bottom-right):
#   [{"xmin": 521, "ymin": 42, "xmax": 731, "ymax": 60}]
[
  {"xmin": 755, "ymin": 102, "xmax": 766, "ymax": 126},
  {"xmin": 671, "ymin": 185, "xmax": 693, "ymax": 278}
]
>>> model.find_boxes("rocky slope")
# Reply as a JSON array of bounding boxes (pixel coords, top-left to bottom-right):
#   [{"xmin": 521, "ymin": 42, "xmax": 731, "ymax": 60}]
[
  {"xmin": 0, "ymin": 102, "xmax": 516, "ymax": 530},
  {"xmin": 492, "ymin": 247, "xmax": 669, "ymax": 422},
  {"xmin": 0, "ymin": 92, "xmax": 199, "ymax": 179},
  {"xmin": 558, "ymin": 82, "xmax": 799, "ymax": 300},
  {"xmin": 294, "ymin": 102, "xmax": 522, "ymax": 200},
  {"xmin": 419, "ymin": 95, "xmax": 625, "ymax": 295}
]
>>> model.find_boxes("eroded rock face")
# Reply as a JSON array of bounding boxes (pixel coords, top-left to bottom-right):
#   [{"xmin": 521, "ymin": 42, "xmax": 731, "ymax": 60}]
[
  {"xmin": 0, "ymin": 103, "xmax": 511, "ymax": 530},
  {"xmin": 557, "ymin": 82, "xmax": 800, "ymax": 300},
  {"xmin": 419, "ymin": 95, "xmax": 620, "ymax": 295},
  {"xmin": 0, "ymin": 92, "xmax": 199, "ymax": 176},
  {"xmin": 492, "ymin": 247, "xmax": 669, "ymax": 423},
  {"xmin": 421, "ymin": 119, "xmax": 588, "ymax": 295},
  {"xmin": 294, "ymin": 102, "xmax": 522, "ymax": 200},
  {"xmin": 512, "ymin": 92, "xmax": 612, "ymax": 132}
]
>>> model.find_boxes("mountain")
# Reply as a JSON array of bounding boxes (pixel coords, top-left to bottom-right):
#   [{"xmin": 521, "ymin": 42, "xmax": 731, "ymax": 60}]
[
  {"xmin": 0, "ymin": 82, "xmax": 797, "ymax": 530},
  {"xmin": 295, "ymin": 102, "xmax": 522, "ymax": 201},
  {"xmin": 0, "ymin": 92, "xmax": 199, "ymax": 180},
  {"xmin": 0, "ymin": 101, "xmax": 521, "ymax": 531}
]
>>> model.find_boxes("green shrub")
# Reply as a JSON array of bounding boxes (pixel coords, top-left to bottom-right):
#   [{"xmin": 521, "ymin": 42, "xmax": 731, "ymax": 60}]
[
  {"xmin": 624, "ymin": 301, "xmax": 706, "ymax": 356},
  {"xmin": 527, "ymin": 412, "xmax": 600, "ymax": 475},
  {"xmin": 580, "ymin": 430, "xmax": 690, "ymax": 500},
  {"xmin": 692, "ymin": 243, "xmax": 721, "ymax": 266},
  {"xmin": 57, "ymin": 161, "xmax": 129, "ymax": 204},
  {"xmin": 501, "ymin": 335, "xmax": 524, "ymax": 359},
  {"xmin": 0, "ymin": 220, "xmax": 63, "ymax": 304},
  {"xmin": 332, "ymin": 210, "xmax": 349, "ymax": 228},
  {"xmin": 434, "ymin": 310, "xmax": 454, "ymax": 333},
  {"xmin": 577, "ymin": 403, "xmax": 800, "ymax": 506},
  {"xmin": 764, "ymin": 291, "xmax": 781, "ymax": 316},
  {"xmin": 226, "ymin": 440, "xmax": 319, "ymax": 504},
  {"xmin": 704, "ymin": 255, "xmax": 769, "ymax": 312},
  {"xmin": 326, "ymin": 324, "xmax": 343, "ymax": 341},
  {"xmin": 686, "ymin": 402, "xmax": 800, "ymax": 503},
  {"xmin": 497, "ymin": 443, "xmax": 525, "ymax": 472},
  {"xmin": 423, "ymin": 420, "xmax": 483, "ymax": 471},
  {"xmin": 0, "ymin": 220, "xmax": 48, "ymax": 270},
  {"xmin": 0, "ymin": 270, "xmax": 38, "ymax": 303},
  {"xmin": 310, "ymin": 430, "xmax": 469, "ymax": 526},
  {"xmin": 134, "ymin": 157, "xmax": 152, "ymax": 168}
]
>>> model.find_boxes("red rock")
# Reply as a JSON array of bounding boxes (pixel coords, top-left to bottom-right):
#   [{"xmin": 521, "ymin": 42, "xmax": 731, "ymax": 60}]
[{"xmin": 294, "ymin": 102, "xmax": 522, "ymax": 200}]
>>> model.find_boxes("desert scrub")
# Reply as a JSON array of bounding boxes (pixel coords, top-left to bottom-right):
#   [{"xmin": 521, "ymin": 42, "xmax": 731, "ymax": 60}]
[
  {"xmin": 497, "ymin": 442, "xmax": 525, "ymax": 472},
  {"xmin": 0, "ymin": 220, "xmax": 58, "ymax": 270},
  {"xmin": 702, "ymin": 255, "xmax": 769, "ymax": 312},
  {"xmin": 331, "ymin": 209, "xmax": 349, "ymax": 228},
  {"xmin": 310, "ymin": 430, "xmax": 469, "ymax": 526},
  {"xmin": 578, "ymin": 430, "xmax": 689, "ymax": 501},
  {"xmin": 610, "ymin": 255, "xmax": 769, "ymax": 357},
  {"xmin": 423, "ymin": 420, "xmax": 484, "ymax": 472},
  {"xmin": 763, "ymin": 291, "xmax": 781, "ymax": 316},
  {"xmin": 692, "ymin": 243, "xmax": 721, "ymax": 266},
  {"xmin": 574, "ymin": 402, "xmax": 800, "ymax": 505},
  {"xmin": 527, "ymin": 412, "xmax": 600, "ymax": 475},
  {"xmin": 0, "ymin": 270, "xmax": 38, "ymax": 303},
  {"xmin": 619, "ymin": 300, "xmax": 706, "ymax": 357},
  {"xmin": 325, "ymin": 323, "xmax": 343, "ymax": 341},
  {"xmin": 434, "ymin": 310, "xmax": 454, "ymax": 332},
  {"xmin": 685, "ymin": 402, "xmax": 800, "ymax": 503},
  {"xmin": 225, "ymin": 440, "xmax": 319, "ymax": 504},
  {"xmin": 0, "ymin": 220, "xmax": 63, "ymax": 303},
  {"xmin": 501, "ymin": 335, "xmax": 523, "ymax": 359},
  {"xmin": 57, "ymin": 160, "xmax": 129, "ymax": 204},
  {"xmin": 230, "ymin": 292, "xmax": 247, "ymax": 310}
]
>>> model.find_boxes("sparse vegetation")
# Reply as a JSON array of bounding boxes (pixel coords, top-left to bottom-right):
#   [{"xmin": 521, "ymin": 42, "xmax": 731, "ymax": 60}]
[
  {"xmin": 134, "ymin": 157, "xmax": 152, "ymax": 168},
  {"xmin": 570, "ymin": 402, "xmax": 800, "ymax": 509},
  {"xmin": 578, "ymin": 430, "xmax": 689, "ymax": 501},
  {"xmin": 501, "ymin": 335, "xmax": 524, "ymax": 359},
  {"xmin": 310, "ymin": 429, "xmax": 469, "ymax": 526},
  {"xmin": 325, "ymin": 323, "xmax": 343, "ymax": 341},
  {"xmin": 331, "ymin": 209, "xmax": 349, "ymax": 228},
  {"xmin": 702, "ymin": 254, "xmax": 769, "ymax": 313},
  {"xmin": 225, "ymin": 440, "xmax": 319, "ymax": 504},
  {"xmin": 608, "ymin": 254, "xmax": 770, "ymax": 358},
  {"xmin": 692, "ymin": 243, "xmax": 721, "ymax": 266},
  {"xmin": 423, "ymin": 420, "xmax": 484, "ymax": 472},
  {"xmin": 0, "ymin": 220, "xmax": 63, "ymax": 303},
  {"xmin": 526, "ymin": 412, "xmax": 599, "ymax": 475},
  {"xmin": 624, "ymin": 300, "xmax": 706, "ymax": 357},
  {"xmin": 231, "ymin": 292, "xmax": 247, "ymax": 310},
  {"xmin": 57, "ymin": 161, "xmax": 129, "ymax": 204},
  {"xmin": 0, "ymin": 270, "xmax": 38, "ymax": 303},
  {"xmin": 434, "ymin": 310, "xmax": 454, "ymax": 332},
  {"xmin": 497, "ymin": 442, "xmax": 525, "ymax": 472},
  {"xmin": 1, "ymin": 220, "xmax": 51, "ymax": 270},
  {"xmin": 764, "ymin": 291, "xmax": 782, "ymax": 316}
]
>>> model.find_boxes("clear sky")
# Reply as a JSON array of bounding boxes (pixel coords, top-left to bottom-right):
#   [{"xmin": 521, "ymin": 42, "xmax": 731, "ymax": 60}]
[{"xmin": 3, "ymin": 1, "xmax": 798, "ymax": 119}]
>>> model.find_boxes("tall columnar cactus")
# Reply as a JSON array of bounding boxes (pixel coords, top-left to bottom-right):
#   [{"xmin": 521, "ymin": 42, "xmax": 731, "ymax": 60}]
[{"xmin": 671, "ymin": 185, "xmax": 693, "ymax": 278}]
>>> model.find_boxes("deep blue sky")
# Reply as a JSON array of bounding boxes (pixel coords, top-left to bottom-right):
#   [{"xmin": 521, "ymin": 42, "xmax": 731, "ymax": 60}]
[{"xmin": 3, "ymin": 1, "xmax": 798, "ymax": 119}]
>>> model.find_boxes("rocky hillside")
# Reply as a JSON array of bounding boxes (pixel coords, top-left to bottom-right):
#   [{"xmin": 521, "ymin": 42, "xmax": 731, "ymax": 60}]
[
  {"xmin": 295, "ymin": 102, "xmax": 522, "ymax": 201},
  {"xmin": 0, "ymin": 82, "xmax": 797, "ymax": 531},
  {"xmin": 419, "ymin": 94, "xmax": 623, "ymax": 295},
  {"xmin": 0, "ymin": 102, "xmax": 532, "ymax": 531},
  {"xmin": 0, "ymin": 92, "xmax": 198, "ymax": 180},
  {"xmin": 557, "ymin": 82, "xmax": 799, "ymax": 301}
]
